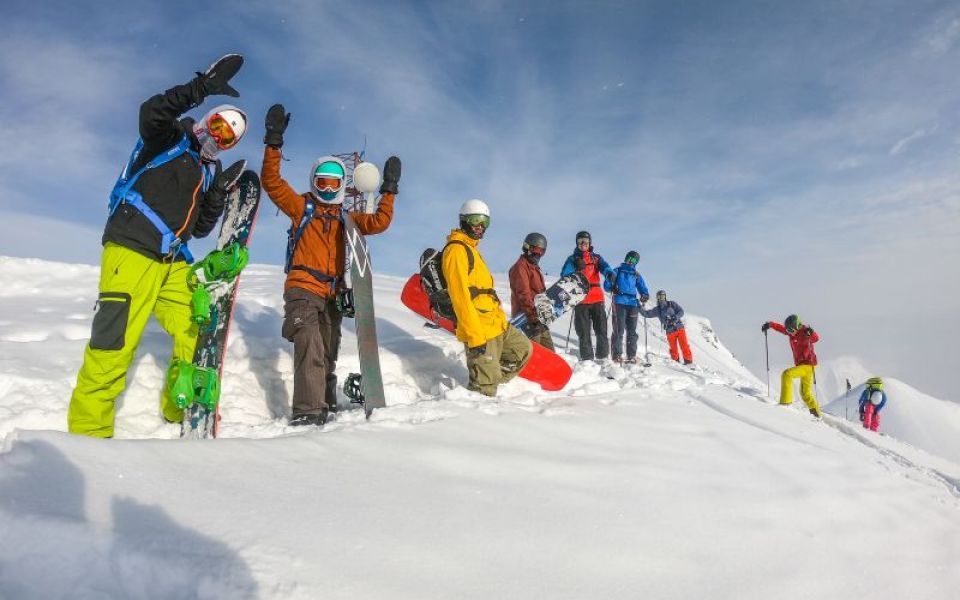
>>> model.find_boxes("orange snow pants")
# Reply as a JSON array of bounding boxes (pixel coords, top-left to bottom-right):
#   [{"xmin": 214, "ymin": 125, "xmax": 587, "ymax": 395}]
[{"xmin": 667, "ymin": 328, "xmax": 693, "ymax": 362}]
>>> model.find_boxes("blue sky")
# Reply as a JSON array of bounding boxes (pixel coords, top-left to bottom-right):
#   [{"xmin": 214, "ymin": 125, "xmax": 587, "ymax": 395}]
[{"xmin": 2, "ymin": 0, "xmax": 958, "ymax": 399}]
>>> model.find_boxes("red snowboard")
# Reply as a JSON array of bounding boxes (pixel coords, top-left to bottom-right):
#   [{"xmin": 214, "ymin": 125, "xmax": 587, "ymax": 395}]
[{"xmin": 400, "ymin": 274, "xmax": 573, "ymax": 391}]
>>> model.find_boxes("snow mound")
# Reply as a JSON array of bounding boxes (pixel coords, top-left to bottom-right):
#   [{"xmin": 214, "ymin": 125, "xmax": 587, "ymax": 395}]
[{"xmin": 2, "ymin": 255, "xmax": 959, "ymax": 599}]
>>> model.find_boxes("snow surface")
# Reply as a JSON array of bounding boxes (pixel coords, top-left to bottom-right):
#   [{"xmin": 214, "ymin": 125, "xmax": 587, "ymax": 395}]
[{"xmin": 1, "ymin": 255, "xmax": 959, "ymax": 599}]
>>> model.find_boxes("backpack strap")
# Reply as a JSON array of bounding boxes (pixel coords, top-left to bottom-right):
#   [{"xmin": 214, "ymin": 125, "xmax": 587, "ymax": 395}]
[
  {"xmin": 108, "ymin": 135, "xmax": 201, "ymax": 263},
  {"xmin": 284, "ymin": 197, "xmax": 343, "ymax": 289},
  {"xmin": 443, "ymin": 240, "xmax": 497, "ymax": 301},
  {"xmin": 443, "ymin": 240, "xmax": 474, "ymax": 273}
]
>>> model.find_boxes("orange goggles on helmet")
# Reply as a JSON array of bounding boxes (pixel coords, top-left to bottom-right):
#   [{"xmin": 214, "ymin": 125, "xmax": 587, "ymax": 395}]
[
  {"xmin": 207, "ymin": 114, "xmax": 239, "ymax": 149},
  {"xmin": 314, "ymin": 175, "xmax": 343, "ymax": 193}
]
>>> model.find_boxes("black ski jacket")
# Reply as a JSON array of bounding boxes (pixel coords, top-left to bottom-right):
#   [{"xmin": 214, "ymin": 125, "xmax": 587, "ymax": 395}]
[{"xmin": 102, "ymin": 79, "xmax": 227, "ymax": 261}]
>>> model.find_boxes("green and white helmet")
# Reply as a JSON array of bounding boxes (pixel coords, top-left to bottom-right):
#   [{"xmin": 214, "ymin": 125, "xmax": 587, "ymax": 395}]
[
  {"xmin": 784, "ymin": 314, "xmax": 802, "ymax": 333},
  {"xmin": 310, "ymin": 156, "xmax": 347, "ymax": 204}
]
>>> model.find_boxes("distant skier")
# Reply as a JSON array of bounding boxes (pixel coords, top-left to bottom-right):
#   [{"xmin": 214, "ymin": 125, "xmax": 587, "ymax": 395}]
[
  {"xmin": 640, "ymin": 290, "xmax": 693, "ymax": 365},
  {"xmin": 68, "ymin": 55, "xmax": 249, "ymax": 438},
  {"xmin": 560, "ymin": 231, "xmax": 614, "ymax": 362},
  {"xmin": 858, "ymin": 377, "xmax": 887, "ymax": 432},
  {"xmin": 603, "ymin": 250, "xmax": 649, "ymax": 364},
  {"xmin": 261, "ymin": 103, "xmax": 400, "ymax": 426},
  {"xmin": 508, "ymin": 233, "xmax": 554, "ymax": 351},
  {"xmin": 444, "ymin": 200, "xmax": 532, "ymax": 396},
  {"xmin": 761, "ymin": 314, "xmax": 822, "ymax": 417}
]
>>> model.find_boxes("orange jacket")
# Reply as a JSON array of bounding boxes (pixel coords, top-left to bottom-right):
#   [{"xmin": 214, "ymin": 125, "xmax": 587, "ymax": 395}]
[{"xmin": 261, "ymin": 146, "xmax": 394, "ymax": 298}]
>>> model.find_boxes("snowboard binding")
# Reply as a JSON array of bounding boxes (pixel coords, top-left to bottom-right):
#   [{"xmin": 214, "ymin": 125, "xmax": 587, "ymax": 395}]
[
  {"xmin": 188, "ymin": 242, "xmax": 250, "ymax": 325},
  {"xmin": 164, "ymin": 359, "xmax": 221, "ymax": 411},
  {"xmin": 336, "ymin": 287, "xmax": 356, "ymax": 318},
  {"xmin": 344, "ymin": 372, "xmax": 364, "ymax": 406}
]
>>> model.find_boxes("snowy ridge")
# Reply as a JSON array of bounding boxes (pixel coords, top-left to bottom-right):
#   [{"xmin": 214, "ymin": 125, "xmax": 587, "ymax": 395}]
[{"xmin": 1, "ymin": 255, "xmax": 959, "ymax": 599}]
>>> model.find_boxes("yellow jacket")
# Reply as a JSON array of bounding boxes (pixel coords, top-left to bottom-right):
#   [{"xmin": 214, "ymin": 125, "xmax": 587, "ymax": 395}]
[{"xmin": 441, "ymin": 229, "xmax": 507, "ymax": 347}]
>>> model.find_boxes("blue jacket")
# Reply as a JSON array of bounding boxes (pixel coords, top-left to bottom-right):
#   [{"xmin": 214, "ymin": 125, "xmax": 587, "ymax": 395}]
[
  {"xmin": 603, "ymin": 263, "xmax": 649, "ymax": 307},
  {"xmin": 858, "ymin": 389, "xmax": 887, "ymax": 416},
  {"xmin": 639, "ymin": 300, "xmax": 685, "ymax": 333}
]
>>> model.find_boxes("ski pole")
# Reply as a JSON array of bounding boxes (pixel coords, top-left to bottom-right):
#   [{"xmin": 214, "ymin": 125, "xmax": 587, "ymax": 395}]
[
  {"xmin": 643, "ymin": 310, "xmax": 650, "ymax": 365},
  {"xmin": 609, "ymin": 295, "xmax": 617, "ymax": 359},
  {"xmin": 764, "ymin": 330, "xmax": 770, "ymax": 399},
  {"xmin": 565, "ymin": 313, "xmax": 574, "ymax": 352}
]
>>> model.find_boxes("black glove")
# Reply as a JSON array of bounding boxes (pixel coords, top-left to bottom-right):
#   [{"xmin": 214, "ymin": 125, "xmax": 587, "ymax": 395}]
[
  {"xmin": 380, "ymin": 156, "xmax": 401, "ymax": 195},
  {"xmin": 639, "ymin": 293, "xmax": 649, "ymax": 304},
  {"xmin": 467, "ymin": 344, "xmax": 487, "ymax": 358},
  {"xmin": 761, "ymin": 322, "xmax": 771, "ymax": 333},
  {"xmin": 806, "ymin": 328, "xmax": 815, "ymax": 337},
  {"xmin": 264, "ymin": 104, "xmax": 290, "ymax": 148},
  {"xmin": 213, "ymin": 159, "xmax": 246, "ymax": 194},
  {"xmin": 198, "ymin": 54, "xmax": 243, "ymax": 98}
]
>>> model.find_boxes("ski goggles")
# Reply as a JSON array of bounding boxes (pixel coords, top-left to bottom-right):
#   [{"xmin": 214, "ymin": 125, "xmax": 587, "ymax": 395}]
[
  {"xmin": 314, "ymin": 175, "xmax": 343, "ymax": 193},
  {"xmin": 462, "ymin": 214, "xmax": 490, "ymax": 229},
  {"xmin": 626, "ymin": 256, "xmax": 639, "ymax": 266},
  {"xmin": 576, "ymin": 238, "xmax": 591, "ymax": 247},
  {"xmin": 207, "ymin": 114, "xmax": 239, "ymax": 149},
  {"xmin": 527, "ymin": 245, "xmax": 546, "ymax": 256}
]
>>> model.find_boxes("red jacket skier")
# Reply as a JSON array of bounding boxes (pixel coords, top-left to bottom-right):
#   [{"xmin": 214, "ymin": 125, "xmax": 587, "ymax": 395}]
[{"xmin": 762, "ymin": 314, "xmax": 822, "ymax": 417}]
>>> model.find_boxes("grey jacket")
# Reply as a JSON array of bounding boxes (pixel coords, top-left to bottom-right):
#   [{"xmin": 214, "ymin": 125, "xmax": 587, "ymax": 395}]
[{"xmin": 639, "ymin": 301, "xmax": 685, "ymax": 333}]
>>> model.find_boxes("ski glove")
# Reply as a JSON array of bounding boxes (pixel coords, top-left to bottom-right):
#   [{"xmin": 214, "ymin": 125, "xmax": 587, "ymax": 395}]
[
  {"xmin": 213, "ymin": 159, "xmax": 247, "ymax": 195},
  {"xmin": 467, "ymin": 344, "xmax": 487, "ymax": 358},
  {"xmin": 639, "ymin": 293, "xmax": 649, "ymax": 304},
  {"xmin": 805, "ymin": 328, "xmax": 815, "ymax": 337},
  {"xmin": 198, "ymin": 54, "xmax": 243, "ymax": 98},
  {"xmin": 380, "ymin": 156, "xmax": 401, "ymax": 195},
  {"xmin": 761, "ymin": 322, "xmax": 771, "ymax": 333},
  {"xmin": 264, "ymin": 103, "xmax": 290, "ymax": 148}
]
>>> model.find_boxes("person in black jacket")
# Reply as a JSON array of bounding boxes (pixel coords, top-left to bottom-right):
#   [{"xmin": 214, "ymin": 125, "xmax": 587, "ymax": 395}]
[{"xmin": 68, "ymin": 54, "xmax": 248, "ymax": 438}]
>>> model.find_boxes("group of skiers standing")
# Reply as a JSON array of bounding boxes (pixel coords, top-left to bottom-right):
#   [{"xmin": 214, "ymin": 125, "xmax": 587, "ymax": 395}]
[
  {"xmin": 64, "ymin": 53, "xmax": 888, "ymax": 437},
  {"xmin": 506, "ymin": 230, "xmax": 694, "ymax": 366}
]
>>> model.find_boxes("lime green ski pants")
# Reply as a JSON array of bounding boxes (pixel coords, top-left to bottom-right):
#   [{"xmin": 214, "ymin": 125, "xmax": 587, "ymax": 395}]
[{"xmin": 68, "ymin": 243, "xmax": 198, "ymax": 437}]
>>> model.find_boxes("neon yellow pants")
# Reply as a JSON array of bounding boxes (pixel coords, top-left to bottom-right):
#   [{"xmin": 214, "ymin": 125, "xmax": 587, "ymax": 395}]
[
  {"xmin": 68, "ymin": 243, "xmax": 198, "ymax": 437},
  {"xmin": 779, "ymin": 364, "xmax": 820, "ymax": 413}
]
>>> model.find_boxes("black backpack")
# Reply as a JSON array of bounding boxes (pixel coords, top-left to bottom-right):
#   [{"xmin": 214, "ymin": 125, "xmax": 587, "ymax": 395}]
[{"xmin": 419, "ymin": 240, "xmax": 473, "ymax": 323}]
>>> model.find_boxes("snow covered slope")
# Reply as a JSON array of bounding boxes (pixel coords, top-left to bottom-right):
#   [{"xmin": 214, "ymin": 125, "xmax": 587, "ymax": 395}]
[{"xmin": 1, "ymin": 256, "xmax": 958, "ymax": 599}]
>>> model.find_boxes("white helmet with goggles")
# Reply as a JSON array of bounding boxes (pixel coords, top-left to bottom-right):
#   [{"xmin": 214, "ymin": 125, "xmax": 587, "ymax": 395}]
[
  {"xmin": 194, "ymin": 104, "xmax": 247, "ymax": 160},
  {"xmin": 459, "ymin": 199, "xmax": 490, "ymax": 240}
]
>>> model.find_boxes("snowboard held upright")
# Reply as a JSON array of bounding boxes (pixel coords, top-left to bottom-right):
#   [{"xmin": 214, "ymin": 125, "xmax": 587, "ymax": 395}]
[
  {"xmin": 174, "ymin": 170, "xmax": 261, "ymax": 439},
  {"xmin": 343, "ymin": 213, "xmax": 386, "ymax": 418}
]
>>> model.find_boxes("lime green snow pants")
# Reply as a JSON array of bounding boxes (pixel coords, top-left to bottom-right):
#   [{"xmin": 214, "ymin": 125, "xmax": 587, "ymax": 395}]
[
  {"xmin": 68, "ymin": 243, "xmax": 198, "ymax": 437},
  {"xmin": 779, "ymin": 364, "xmax": 820, "ymax": 414}
]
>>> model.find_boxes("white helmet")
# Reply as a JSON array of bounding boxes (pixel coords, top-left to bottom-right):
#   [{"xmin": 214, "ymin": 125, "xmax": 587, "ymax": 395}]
[
  {"xmin": 459, "ymin": 199, "xmax": 490, "ymax": 217},
  {"xmin": 459, "ymin": 199, "xmax": 490, "ymax": 240},
  {"xmin": 194, "ymin": 104, "xmax": 247, "ymax": 160}
]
